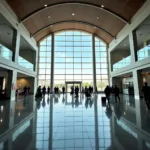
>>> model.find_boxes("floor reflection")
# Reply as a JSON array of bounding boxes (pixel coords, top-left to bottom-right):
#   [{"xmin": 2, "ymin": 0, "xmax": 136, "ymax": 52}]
[{"xmin": 0, "ymin": 94, "xmax": 150, "ymax": 150}]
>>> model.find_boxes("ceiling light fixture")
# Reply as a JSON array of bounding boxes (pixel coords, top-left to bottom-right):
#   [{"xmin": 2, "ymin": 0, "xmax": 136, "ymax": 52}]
[
  {"xmin": 97, "ymin": 17, "xmax": 100, "ymax": 20},
  {"xmin": 47, "ymin": 16, "xmax": 51, "ymax": 19},
  {"xmin": 50, "ymin": 25, "xmax": 53, "ymax": 27},
  {"xmin": 72, "ymin": 13, "xmax": 75, "ymax": 16},
  {"xmin": 44, "ymin": 4, "xmax": 48, "ymax": 7},
  {"xmin": 101, "ymin": 5, "xmax": 104, "ymax": 8},
  {"xmin": 124, "ymin": 44, "xmax": 127, "ymax": 47},
  {"xmin": 94, "ymin": 26, "xmax": 97, "ymax": 29}
]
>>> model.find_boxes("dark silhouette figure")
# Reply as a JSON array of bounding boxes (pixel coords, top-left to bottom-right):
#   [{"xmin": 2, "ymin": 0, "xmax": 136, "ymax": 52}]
[
  {"xmin": 24, "ymin": 86, "xmax": 27, "ymax": 96},
  {"xmin": 35, "ymin": 86, "xmax": 42, "ymax": 98},
  {"xmin": 62, "ymin": 86, "xmax": 65, "ymax": 94},
  {"xmin": 142, "ymin": 82, "xmax": 150, "ymax": 109},
  {"xmin": 85, "ymin": 86, "xmax": 88, "ymax": 95},
  {"xmin": 104, "ymin": 86, "xmax": 111, "ymax": 102},
  {"xmin": 75, "ymin": 86, "xmax": 79, "ymax": 97},
  {"xmin": 114, "ymin": 85, "xmax": 120, "ymax": 102},
  {"xmin": 47, "ymin": 86, "xmax": 50, "ymax": 96},
  {"xmin": 89, "ymin": 86, "xmax": 92, "ymax": 94},
  {"xmin": 42, "ymin": 86, "xmax": 46, "ymax": 97}
]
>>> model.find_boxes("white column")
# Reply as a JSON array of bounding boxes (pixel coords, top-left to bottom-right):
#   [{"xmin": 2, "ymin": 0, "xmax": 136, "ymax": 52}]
[
  {"xmin": 92, "ymin": 35, "xmax": 97, "ymax": 93},
  {"xmin": 12, "ymin": 30, "xmax": 20, "ymax": 63},
  {"xmin": 50, "ymin": 33, "xmax": 54, "ymax": 93},
  {"xmin": 10, "ymin": 70, "xmax": 17, "ymax": 101},
  {"xmin": 132, "ymin": 69, "xmax": 142, "ymax": 129},
  {"xmin": 129, "ymin": 31, "xmax": 137, "ymax": 63}
]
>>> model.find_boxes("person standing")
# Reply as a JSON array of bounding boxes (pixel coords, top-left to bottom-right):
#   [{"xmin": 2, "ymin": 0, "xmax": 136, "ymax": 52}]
[
  {"xmin": 47, "ymin": 86, "xmax": 50, "ymax": 96},
  {"xmin": 142, "ymin": 82, "xmax": 150, "ymax": 109},
  {"xmin": 114, "ymin": 85, "xmax": 120, "ymax": 102},
  {"xmin": 42, "ymin": 86, "xmax": 46, "ymax": 97},
  {"xmin": 62, "ymin": 86, "xmax": 65, "ymax": 94},
  {"xmin": 104, "ymin": 86, "xmax": 111, "ymax": 103},
  {"xmin": 27, "ymin": 86, "xmax": 30, "ymax": 94}
]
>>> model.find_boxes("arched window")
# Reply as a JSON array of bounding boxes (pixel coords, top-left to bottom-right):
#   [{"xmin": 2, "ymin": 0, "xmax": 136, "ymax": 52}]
[{"xmin": 38, "ymin": 30, "xmax": 108, "ymax": 91}]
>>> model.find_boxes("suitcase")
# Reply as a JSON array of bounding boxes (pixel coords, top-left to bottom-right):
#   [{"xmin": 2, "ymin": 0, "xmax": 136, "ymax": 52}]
[{"xmin": 101, "ymin": 97, "xmax": 106, "ymax": 103}]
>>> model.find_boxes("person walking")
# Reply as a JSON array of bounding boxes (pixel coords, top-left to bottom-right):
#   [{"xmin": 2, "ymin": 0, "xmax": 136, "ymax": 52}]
[
  {"xmin": 114, "ymin": 85, "xmax": 120, "ymax": 102},
  {"xmin": 104, "ymin": 86, "xmax": 111, "ymax": 103}
]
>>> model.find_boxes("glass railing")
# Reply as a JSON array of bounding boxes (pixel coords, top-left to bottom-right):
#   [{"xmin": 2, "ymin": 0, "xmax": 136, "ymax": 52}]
[
  {"xmin": 137, "ymin": 44, "xmax": 150, "ymax": 61},
  {"xmin": 18, "ymin": 56, "xmax": 34, "ymax": 71},
  {"xmin": 113, "ymin": 56, "xmax": 131, "ymax": 71},
  {"xmin": 0, "ymin": 44, "xmax": 12, "ymax": 60}
]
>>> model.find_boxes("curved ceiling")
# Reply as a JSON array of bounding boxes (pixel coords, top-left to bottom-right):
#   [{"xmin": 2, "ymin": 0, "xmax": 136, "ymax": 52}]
[{"xmin": 6, "ymin": 0, "xmax": 145, "ymax": 43}]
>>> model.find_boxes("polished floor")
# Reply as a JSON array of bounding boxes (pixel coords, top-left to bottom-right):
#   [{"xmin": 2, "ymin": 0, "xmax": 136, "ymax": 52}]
[{"xmin": 0, "ymin": 93, "xmax": 150, "ymax": 150}]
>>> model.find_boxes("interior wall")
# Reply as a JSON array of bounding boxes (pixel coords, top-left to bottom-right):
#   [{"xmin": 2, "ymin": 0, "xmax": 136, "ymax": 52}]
[
  {"xmin": 19, "ymin": 49, "xmax": 35, "ymax": 64},
  {"xmin": 17, "ymin": 77, "xmax": 34, "ymax": 92},
  {"xmin": 111, "ymin": 50, "xmax": 130, "ymax": 65}
]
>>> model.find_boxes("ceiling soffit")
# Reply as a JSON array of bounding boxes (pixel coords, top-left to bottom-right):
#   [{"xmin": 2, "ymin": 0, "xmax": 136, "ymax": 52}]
[{"xmin": 6, "ymin": 0, "xmax": 145, "ymax": 43}]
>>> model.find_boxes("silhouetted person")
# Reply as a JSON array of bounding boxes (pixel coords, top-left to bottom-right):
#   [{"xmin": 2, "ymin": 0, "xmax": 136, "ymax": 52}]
[
  {"xmin": 35, "ymin": 86, "xmax": 42, "ymax": 98},
  {"xmin": 47, "ymin": 86, "xmax": 50, "ymax": 96},
  {"xmin": 75, "ymin": 86, "xmax": 79, "ymax": 97},
  {"xmin": 42, "ymin": 86, "xmax": 46, "ymax": 97},
  {"xmin": 24, "ymin": 86, "xmax": 27, "ymax": 96},
  {"xmin": 62, "ymin": 86, "xmax": 65, "ymax": 94},
  {"xmin": 82, "ymin": 87, "xmax": 84, "ymax": 93},
  {"xmin": 142, "ymin": 82, "xmax": 150, "ymax": 109},
  {"xmin": 85, "ymin": 86, "xmax": 88, "ymax": 95},
  {"xmin": 89, "ymin": 86, "xmax": 92, "ymax": 94},
  {"xmin": 54, "ymin": 87, "xmax": 57, "ymax": 94},
  {"xmin": 27, "ymin": 86, "xmax": 30, "ymax": 94},
  {"xmin": 114, "ymin": 85, "xmax": 120, "ymax": 102},
  {"xmin": 104, "ymin": 86, "xmax": 111, "ymax": 103}
]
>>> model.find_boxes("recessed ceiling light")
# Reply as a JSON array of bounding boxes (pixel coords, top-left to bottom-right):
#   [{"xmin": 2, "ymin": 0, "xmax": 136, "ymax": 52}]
[
  {"xmin": 94, "ymin": 26, "xmax": 97, "ymax": 29},
  {"xmin": 72, "ymin": 13, "xmax": 75, "ymax": 16},
  {"xmin": 47, "ymin": 16, "xmax": 51, "ymax": 19},
  {"xmin": 44, "ymin": 4, "xmax": 47, "ymax": 7},
  {"xmin": 101, "ymin": 5, "xmax": 104, "ymax": 8},
  {"xmin": 97, "ymin": 17, "xmax": 100, "ymax": 20},
  {"xmin": 50, "ymin": 25, "xmax": 53, "ymax": 27}
]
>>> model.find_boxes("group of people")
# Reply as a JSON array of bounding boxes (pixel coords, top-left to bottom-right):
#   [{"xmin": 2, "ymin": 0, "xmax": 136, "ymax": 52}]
[
  {"xmin": 104, "ymin": 85, "xmax": 120, "ymax": 103},
  {"xmin": 35, "ymin": 86, "xmax": 50, "ymax": 98}
]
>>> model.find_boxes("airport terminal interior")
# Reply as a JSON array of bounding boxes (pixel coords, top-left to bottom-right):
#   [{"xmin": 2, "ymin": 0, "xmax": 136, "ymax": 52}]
[{"xmin": 0, "ymin": 0, "xmax": 150, "ymax": 149}]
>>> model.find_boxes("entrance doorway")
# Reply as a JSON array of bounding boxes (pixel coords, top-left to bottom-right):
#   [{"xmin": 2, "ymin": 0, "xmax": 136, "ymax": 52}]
[{"xmin": 65, "ymin": 81, "xmax": 82, "ymax": 93}]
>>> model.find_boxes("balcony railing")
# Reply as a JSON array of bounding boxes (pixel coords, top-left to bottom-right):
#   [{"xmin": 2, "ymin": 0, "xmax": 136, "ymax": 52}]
[
  {"xmin": 18, "ymin": 56, "xmax": 34, "ymax": 71},
  {"xmin": 113, "ymin": 56, "xmax": 131, "ymax": 71},
  {"xmin": 0, "ymin": 44, "xmax": 12, "ymax": 60},
  {"xmin": 137, "ymin": 44, "xmax": 150, "ymax": 61}
]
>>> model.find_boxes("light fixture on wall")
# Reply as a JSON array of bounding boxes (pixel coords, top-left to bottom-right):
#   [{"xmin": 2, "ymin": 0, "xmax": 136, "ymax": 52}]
[
  {"xmin": 44, "ymin": 4, "xmax": 48, "ymax": 7},
  {"xmin": 72, "ymin": 13, "xmax": 75, "ymax": 16}
]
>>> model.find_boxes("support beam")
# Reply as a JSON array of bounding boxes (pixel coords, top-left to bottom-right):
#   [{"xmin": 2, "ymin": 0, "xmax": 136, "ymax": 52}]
[
  {"xmin": 50, "ymin": 33, "xmax": 54, "ymax": 93},
  {"xmin": 92, "ymin": 35, "xmax": 97, "ymax": 93},
  {"xmin": 12, "ymin": 30, "xmax": 20, "ymax": 63},
  {"xmin": 21, "ymin": 2, "xmax": 128, "ymax": 24},
  {"xmin": 32, "ymin": 20, "xmax": 114, "ymax": 39},
  {"xmin": 129, "ymin": 31, "xmax": 138, "ymax": 62}
]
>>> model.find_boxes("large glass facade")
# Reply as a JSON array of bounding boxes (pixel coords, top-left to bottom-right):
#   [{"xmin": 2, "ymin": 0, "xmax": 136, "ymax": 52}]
[
  {"xmin": 38, "ymin": 36, "xmax": 51, "ymax": 87},
  {"xmin": 54, "ymin": 31, "xmax": 93, "ymax": 91},
  {"xmin": 95, "ymin": 37, "xmax": 108, "ymax": 91},
  {"xmin": 38, "ymin": 30, "xmax": 108, "ymax": 91}
]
